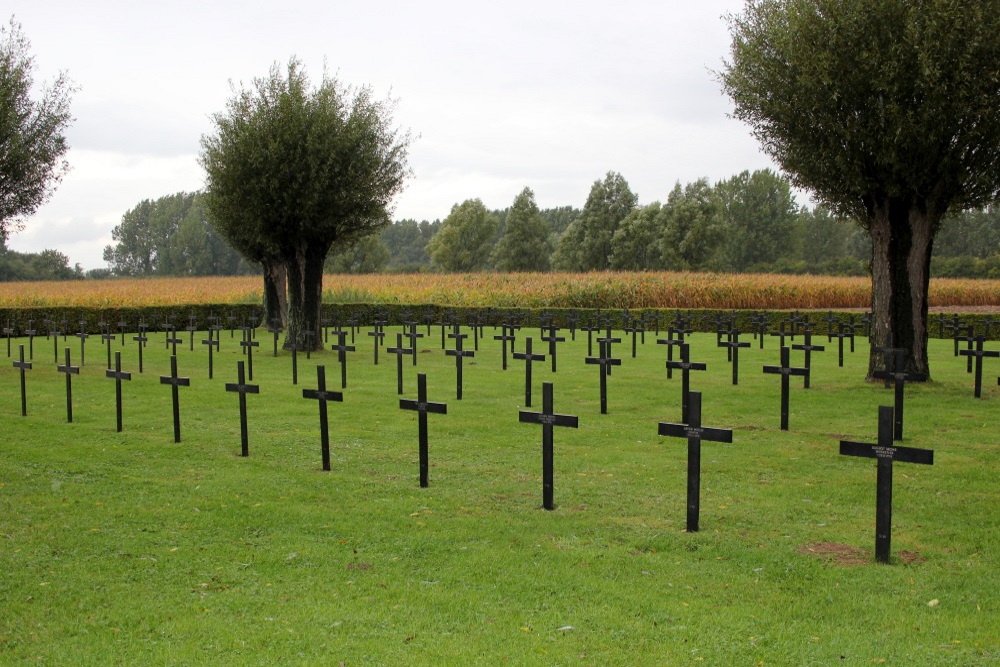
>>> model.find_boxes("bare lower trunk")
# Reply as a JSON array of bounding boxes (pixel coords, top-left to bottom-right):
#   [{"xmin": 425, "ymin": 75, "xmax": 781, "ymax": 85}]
[
  {"xmin": 283, "ymin": 243, "xmax": 328, "ymax": 351},
  {"xmin": 262, "ymin": 260, "xmax": 287, "ymax": 328},
  {"xmin": 867, "ymin": 197, "xmax": 935, "ymax": 380}
]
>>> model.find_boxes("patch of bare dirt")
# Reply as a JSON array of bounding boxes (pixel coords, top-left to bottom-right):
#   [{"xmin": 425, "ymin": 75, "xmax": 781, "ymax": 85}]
[
  {"xmin": 797, "ymin": 542, "xmax": 926, "ymax": 566},
  {"xmin": 797, "ymin": 542, "xmax": 869, "ymax": 566}
]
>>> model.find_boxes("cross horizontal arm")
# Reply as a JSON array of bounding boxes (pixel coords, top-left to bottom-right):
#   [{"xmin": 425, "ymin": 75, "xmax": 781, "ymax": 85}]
[
  {"xmin": 763, "ymin": 365, "xmax": 808, "ymax": 376},
  {"xmin": 658, "ymin": 422, "xmax": 733, "ymax": 443},
  {"xmin": 519, "ymin": 411, "xmax": 579, "ymax": 428},
  {"xmin": 839, "ymin": 440, "xmax": 934, "ymax": 465},
  {"xmin": 302, "ymin": 389, "xmax": 343, "ymax": 402},
  {"xmin": 400, "ymin": 399, "xmax": 447, "ymax": 414},
  {"xmin": 226, "ymin": 383, "xmax": 259, "ymax": 394}
]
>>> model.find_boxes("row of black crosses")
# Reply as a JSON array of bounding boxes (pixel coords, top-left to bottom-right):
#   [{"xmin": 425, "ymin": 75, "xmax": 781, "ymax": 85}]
[
  {"xmin": 7, "ymin": 307, "xmax": 993, "ymax": 442},
  {"xmin": 7, "ymin": 307, "xmax": 971, "ymax": 563},
  {"xmin": 7, "ymin": 309, "xmax": 995, "ymax": 423}
]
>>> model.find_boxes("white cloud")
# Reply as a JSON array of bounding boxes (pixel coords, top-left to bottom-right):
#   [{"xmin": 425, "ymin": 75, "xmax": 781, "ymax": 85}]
[{"xmin": 5, "ymin": 0, "xmax": 774, "ymax": 270}]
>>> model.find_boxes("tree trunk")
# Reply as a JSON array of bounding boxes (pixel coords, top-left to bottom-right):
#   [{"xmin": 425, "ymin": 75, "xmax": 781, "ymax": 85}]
[
  {"xmin": 283, "ymin": 243, "xmax": 328, "ymax": 351},
  {"xmin": 867, "ymin": 197, "xmax": 935, "ymax": 380},
  {"xmin": 261, "ymin": 260, "xmax": 287, "ymax": 329}
]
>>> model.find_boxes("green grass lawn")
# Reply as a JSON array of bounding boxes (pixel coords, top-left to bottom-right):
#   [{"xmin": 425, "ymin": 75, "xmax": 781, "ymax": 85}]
[{"xmin": 1, "ymin": 323, "xmax": 997, "ymax": 664}]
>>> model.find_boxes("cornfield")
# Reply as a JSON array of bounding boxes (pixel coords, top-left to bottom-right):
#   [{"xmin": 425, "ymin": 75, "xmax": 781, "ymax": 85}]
[{"xmin": 1, "ymin": 272, "xmax": 999, "ymax": 310}]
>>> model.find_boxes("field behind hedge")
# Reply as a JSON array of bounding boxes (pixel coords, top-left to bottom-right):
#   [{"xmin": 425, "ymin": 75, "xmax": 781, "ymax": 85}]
[{"xmin": 2, "ymin": 271, "xmax": 1000, "ymax": 310}]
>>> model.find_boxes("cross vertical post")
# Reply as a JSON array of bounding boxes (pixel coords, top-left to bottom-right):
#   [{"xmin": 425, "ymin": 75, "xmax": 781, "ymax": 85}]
[
  {"xmin": 159, "ymin": 355, "xmax": 190, "ymax": 442},
  {"xmin": 226, "ymin": 360, "xmax": 259, "ymax": 456},
  {"xmin": 840, "ymin": 406, "xmax": 934, "ymax": 563},
  {"xmin": 386, "ymin": 333, "xmax": 414, "ymax": 394},
  {"xmin": 658, "ymin": 391, "xmax": 733, "ymax": 532},
  {"xmin": 57, "ymin": 347, "xmax": 80, "ymax": 423},
  {"xmin": 302, "ymin": 365, "xmax": 343, "ymax": 471},
  {"xmin": 13, "ymin": 344, "xmax": 32, "ymax": 416},
  {"xmin": 666, "ymin": 342, "xmax": 707, "ymax": 423},
  {"xmin": 763, "ymin": 346, "xmax": 808, "ymax": 431},
  {"xmin": 513, "ymin": 337, "xmax": 546, "ymax": 407},
  {"xmin": 104, "ymin": 350, "xmax": 132, "ymax": 432},
  {"xmin": 519, "ymin": 382, "xmax": 579, "ymax": 510},
  {"xmin": 400, "ymin": 373, "xmax": 448, "ymax": 487}
]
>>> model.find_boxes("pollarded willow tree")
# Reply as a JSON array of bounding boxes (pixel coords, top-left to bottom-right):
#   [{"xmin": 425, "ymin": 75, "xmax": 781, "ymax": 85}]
[
  {"xmin": 200, "ymin": 58, "xmax": 411, "ymax": 348},
  {"xmin": 719, "ymin": 0, "xmax": 1000, "ymax": 379}
]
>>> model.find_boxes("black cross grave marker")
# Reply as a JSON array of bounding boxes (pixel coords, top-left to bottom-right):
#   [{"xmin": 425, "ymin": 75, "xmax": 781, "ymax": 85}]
[
  {"xmin": 580, "ymin": 319, "xmax": 602, "ymax": 358},
  {"xmin": 165, "ymin": 327, "xmax": 182, "ymax": 357},
  {"xmin": 368, "ymin": 324, "xmax": 385, "ymax": 365},
  {"xmin": 132, "ymin": 330, "xmax": 147, "ymax": 373},
  {"xmin": 624, "ymin": 318, "xmax": 644, "ymax": 358},
  {"xmin": 445, "ymin": 332, "xmax": 474, "ymax": 400},
  {"xmin": 513, "ymin": 337, "xmax": 546, "ymax": 407},
  {"xmin": 75, "ymin": 323, "xmax": 90, "ymax": 366},
  {"xmin": 267, "ymin": 319, "xmax": 282, "ymax": 357},
  {"xmin": 404, "ymin": 324, "xmax": 423, "ymax": 366},
  {"xmin": 763, "ymin": 346, "xmax": 808, "ymax": 431},
  {"xmin": 750, "ymin": 312, "xmax": 770, "ymax": 349},
  {"xmin": 330, "ymin": 330, "xmax": 356, "ymax": 389},
  {"xmin": 540, "ymin": 325, "xmax": 565, "ymax": 373},
  {"xmin": 302, "ymin": 365, "xmax": 343, "ymax": 471},
  {"xmin": 955, "ymin": 326, "xmax": 976, "ymax": 374},
  {"xmin": 657, "ymin": 327, "xmax": 686, "ymax": 379},
  {"xmin": 823, "ymin": 311, "xmax": 839, "ymax": 342},
  {"xmin": 400, "ymin": 372, "xmax": 448, "ymax": 488},
  {"xmin": 791, "ymin": 328, "xmax": 826, "ymax": 389},
  {"xmin": 226, "ymin": 360, "xmax": 259, "ymax": 457},
  {"xmin": 769, "ymin": 320, "xmax": 792, "ymax": 348},
  {"xmin": 186, "ymin": 314, "xmax": 198, "ymax": 351},
  {"xmin": 23, "ymin": 320, "xmax": 36, "ymax": 360},
  {"xmin": 102, "ymin": 325, "xmax": 115, "ymax": 370},
  {"xmin": 597, "ymin": 325, "xmax": 622, "ymax": 377},
  {"xmin": 666, "ymin": 342, "xmax": 707, "ymax": 423},
  {"xmin": 585, "ymin": 339, "xmax": 622, "ymax": 415},
  {"xmin": 202, "ymin": 328, "xmax": 220, "ymax": 379},
  {"xmin": 872, "ymin": 348, "xmax": 926, "ymax": 440},
  {"xmin": 494, "ymin": 324, "xmax": 516, "ymax": 370},
  {"xmin": 289, "ymin": 338, "xmax": 302, "ymax": 385},
  {"xmin": 105, "ymin": 350, "xmax": 132, "ymax": 432},
  {"xmin": 387, "ymin": 333, "xmax": 413, "ymax": 394},
  {"xmin": 959, "ymin": 335, "xmax": 999, "ymax": 398},
  {"xmin": 159, "ymin": 355, "xmax": 190, "ymax": 443},
  {"xmin": 302, "ymin": 329, "xmax": 316, "ymax": 360},
  {"xmin": 2, "ymin": 321, "xmax": 13, "ymax": 357},
  {"xmin": 240, "ymin": 330, "xmax": 259, "ymax": 380},
  {"xmin": 13, "ymin": 344, "xmax": 31, "ymax": 416},
  {"xmin": 658, "ymin": 390, "xmax": 733, "ymax": 532},
  {"xmin": 840, "ymin": 406, "xmax": 934, "ymax": 563},
  {"xmin": 519, "ymin": 381, "xmax": 579, "ymax": 511},
  {"xmin": 719, "ymin": 329, "xmax": 751, "ymax": 385},
  {"xmin": 57, "ymin": 348, "xmax": 80, "ymax": 423}
]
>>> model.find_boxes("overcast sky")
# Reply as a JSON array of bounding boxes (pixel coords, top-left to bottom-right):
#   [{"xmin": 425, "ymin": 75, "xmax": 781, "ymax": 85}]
[{"xmin": 5, "ymin": 0, "xmax": 776, "ymax": 270}]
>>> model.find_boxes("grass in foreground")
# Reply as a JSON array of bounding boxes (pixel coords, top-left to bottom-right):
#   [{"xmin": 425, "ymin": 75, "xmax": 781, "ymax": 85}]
[{"xmin": 0, "ymin": 326, "xmax": 998, "ymax": 664}]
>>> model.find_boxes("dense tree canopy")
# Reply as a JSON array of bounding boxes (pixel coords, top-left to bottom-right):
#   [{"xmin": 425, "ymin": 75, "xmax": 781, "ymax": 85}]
[
  {"xmin": 103, "ymin": 192, "xmax": 254, "ymax": 277},
  {"xmin": 490, "ymin": 188, "xmax": 551, "ymax": 272},
  {"xmin": 426, "ymin": 199, "xmax": 498, "ymax": 272},
  {"xmin": 201, "ymin": 58, "xmax": 410, "ymax": 347},
  {"xmin": 0, "ymin": 17, "xmax": 74, "ymax": 242},
  {"xmin": 552, "ymin": 172, "xmax": 637, "ymax": 271},
  {"xmin": 719, "ymin": 0, "xmax": 1000, "ymax": 378},
  {"xmin": 716, "ymin": 169, "xmax": 797, "ymax": 271}
]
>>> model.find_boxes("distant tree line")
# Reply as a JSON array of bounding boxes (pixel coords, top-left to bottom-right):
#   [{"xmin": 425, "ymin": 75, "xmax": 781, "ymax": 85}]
[{"xmin": 9, "ymin": 171, "xmax": 999, "ymax": 283}]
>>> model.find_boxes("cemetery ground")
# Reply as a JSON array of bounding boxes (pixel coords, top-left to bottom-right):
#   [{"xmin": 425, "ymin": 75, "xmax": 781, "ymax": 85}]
[{"xmin": 0, "ymin": 323, "xmax": 997, "ymax": 663}]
